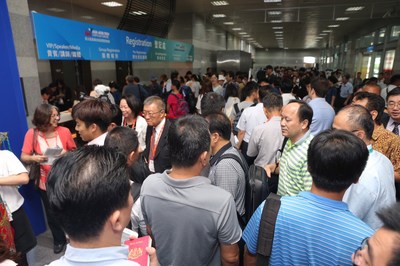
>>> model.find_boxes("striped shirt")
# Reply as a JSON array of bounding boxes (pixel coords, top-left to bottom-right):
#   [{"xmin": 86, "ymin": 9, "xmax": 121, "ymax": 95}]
[
  {"xmin": 277, "ymin": 131, "xmax": 313, "ymax": 196},
  {"xmin": 243, "ymin": 192, "xmax": 374, "ymax": 266}
]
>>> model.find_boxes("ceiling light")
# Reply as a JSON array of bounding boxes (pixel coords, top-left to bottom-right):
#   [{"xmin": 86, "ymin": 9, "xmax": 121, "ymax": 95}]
[
  {"xmin": 328, "ymin": 24, "xmax": 340, "ymax": 28},
  {"xmin": 323, "ymin": 30, "xmax": 333, "ymax": 33},
  {"xmin": 81, "ymin": 15, "xmax": 94, "ymax": 19},
  {"xmin": 284, "ymin": 47, "xmax": 288, "ymax": 50},
  {"xmin": 223, "ymin": 22, "xmax": 234, "ymax": 25},
  {"xmin": 46, "ymin": 8, "xmax": 65, "ymax": 12},
  {"xmin": 315, "ymin": 36, "xmax": 323, "ymax": 39},
  {"xmin": 320, "ymin": 33, "xmax": 328, "ymax": 36},
  {"xmin": 211, "ymin": 1, "xmax": 229, "ymax": 6},
  {"xmin": 243, "ymin": 35, "xmax": 251, "ymax": 37},
  {"xmin": 268, "ymin": 11, "xmax": 282, "ymax": 16},
  {"xmin": 232, "ymin": 28, "xmax": 242, "ymax": 31},
  {"xmin": 130, "ymin": 11, "xmax": 147, "ymax": 15},
  {"xmin": 247, "ymin": 38, "xmax": 254, "ymax": 40},
  {"xmin": 276, "ymin": 37, "xmax": 283, "ymax": 40},
  {"xmin": 238, "ymin": 32, "xmax": 247, "ymax": 35},
  {"xmin": 274, "ymin": 31, "xmax": 283, "ymax": 34},
  {"xmin": 213, "ymin": 14, "xmax": 226, "ymax": 18},
  {"xmin": 271, "ymin": 20, "xmax": 282, "ymax": 23},
  {"xmin": 336, "ymin": 17, "xmax": 349, "ymax": 21},
  {"xmin": 346, "ymin": 6, "xmax": 364, "ymax": 12},
  {"xmin": 101, "ymin": 1, "xmax": 123, "ymax": 7},
  {"xmin": 272, "ymin": 26, "xmax": 283, "ymax": 29},
  {"xmin": 264, "ymin": 0, "xmax": 282, "ymax": 2}
]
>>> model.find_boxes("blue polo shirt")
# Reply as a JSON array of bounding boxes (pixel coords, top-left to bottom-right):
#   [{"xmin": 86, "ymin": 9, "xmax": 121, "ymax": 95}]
[{"xmin": 243, "ymin": 192, "xmax": 373, "ymax": 266}]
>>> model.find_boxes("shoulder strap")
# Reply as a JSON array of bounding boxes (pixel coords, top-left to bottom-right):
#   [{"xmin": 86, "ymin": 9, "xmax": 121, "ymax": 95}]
[
  {"xmin": 32, "ymin": 129, "xmax": 38, "ymax": 155},
  {"xmin": 256, "ymin": 193, "xmax": 282, "ymax": 266},
  {"xmin": 234, "ymin": 103, "xmax": 240, "ymax": 114},
  {"xmin": 217, "ymin": 152, "xmax": 248, "ymax": 173}
]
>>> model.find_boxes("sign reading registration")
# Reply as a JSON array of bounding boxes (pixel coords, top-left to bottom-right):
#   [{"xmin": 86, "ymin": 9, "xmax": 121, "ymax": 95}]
[{"xmin": 31, "ymin": 12, "xmax": 194, "ymax": 62}]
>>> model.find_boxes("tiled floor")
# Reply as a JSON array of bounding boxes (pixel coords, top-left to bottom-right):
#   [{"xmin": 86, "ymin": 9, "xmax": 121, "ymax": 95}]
[{"xmin": 27, "ymin": 230, "xmax": 64, "ymax": 266}]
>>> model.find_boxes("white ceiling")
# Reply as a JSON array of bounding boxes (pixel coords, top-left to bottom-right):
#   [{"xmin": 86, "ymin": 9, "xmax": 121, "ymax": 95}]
[{"xmin": 28, "ymin": 0, "xmax": 400, "ymax": 49}]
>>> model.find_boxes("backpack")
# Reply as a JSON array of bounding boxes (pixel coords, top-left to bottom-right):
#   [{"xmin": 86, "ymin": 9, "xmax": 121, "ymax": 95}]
[
  {"xmin": 217, "ymin": 152, "xmax": 249, "ymax": 227},
  {"xmin": 232, "ymin": 102, "xmax": 256, "ymax": 135},
  {"xmin": 171, "ymin": 93, "xmax": 189, "ymax": 117},
  {"xmin": 256, "ymin": 193, "xmax": 282, "ymax": 265},
  {"xmin": 180, "ymin": 85, "xmax": 197, "ymax": 114}
]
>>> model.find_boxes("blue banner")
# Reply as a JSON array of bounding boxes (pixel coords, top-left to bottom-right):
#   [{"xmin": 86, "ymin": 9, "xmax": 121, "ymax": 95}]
[{"xmin": 31, "ymin": 12, "xmax": 194, "ymax": 62}]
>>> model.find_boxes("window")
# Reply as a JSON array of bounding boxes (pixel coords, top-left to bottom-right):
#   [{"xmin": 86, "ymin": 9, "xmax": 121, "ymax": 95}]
[{"xmin": 390, "ymin": 26, "xmax": 400, "ymax": 40}]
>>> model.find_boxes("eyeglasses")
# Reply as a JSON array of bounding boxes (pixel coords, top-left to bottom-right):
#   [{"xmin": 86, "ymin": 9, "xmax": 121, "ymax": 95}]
[
  {"xmin": 387, "ymin": 101, "xmax": 400, "ymax": 108},
  {"xmin": 352, "ymin": 237, "xmax": 369, "ymax": 266},
  {"xmin": 142, "ymin": 110, "xmax": 163, "ymax": 117}
]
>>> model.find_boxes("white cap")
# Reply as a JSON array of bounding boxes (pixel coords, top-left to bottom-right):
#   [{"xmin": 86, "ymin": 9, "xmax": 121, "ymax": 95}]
[{"xmin": 218, "ymin": 74, "xmax": 225, "ymax": 81}]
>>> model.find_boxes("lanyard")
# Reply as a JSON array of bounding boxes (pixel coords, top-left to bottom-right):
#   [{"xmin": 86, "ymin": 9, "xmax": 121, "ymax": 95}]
[
  {"xmin": 123, "ymin": 117, "xmax": 137, "ymax": 130},
  {"xmin": 150, "ymin": 124, "xmax": 165, "ymax": 158},
  {"xmin": 39, "ymin": 130, "xmax": 58, "ymax": 148}
]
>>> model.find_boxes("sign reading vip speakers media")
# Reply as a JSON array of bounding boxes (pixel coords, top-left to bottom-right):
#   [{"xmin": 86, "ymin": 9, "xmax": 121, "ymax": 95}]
[{"xmin": 31, "ymin": 12, "xmax": 194, "ymax": 62}]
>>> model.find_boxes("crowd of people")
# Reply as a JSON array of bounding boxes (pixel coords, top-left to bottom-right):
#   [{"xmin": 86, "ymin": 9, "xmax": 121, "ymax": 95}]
[{"xmin": 1, "ymin": 66, "xmax": 400, "ymax": 265}]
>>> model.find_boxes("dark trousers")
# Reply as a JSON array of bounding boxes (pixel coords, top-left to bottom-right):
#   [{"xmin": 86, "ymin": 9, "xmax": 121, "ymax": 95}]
[
  {"xmin": 10, "ymin": 207, "xmax": 37, "ymax": 266},
  {"xmin": 39, "ymin": 189, "xmax": 66, "ymax": 245},
  {"xmin": 239, "ymin": 140, "xmax": 255, "ymax": 166}
]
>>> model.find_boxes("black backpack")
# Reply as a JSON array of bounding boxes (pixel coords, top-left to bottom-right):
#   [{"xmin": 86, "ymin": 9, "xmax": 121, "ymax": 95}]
[{"xmin": 232, "ymin": 102, "xmax": 257, "ymax": 135}]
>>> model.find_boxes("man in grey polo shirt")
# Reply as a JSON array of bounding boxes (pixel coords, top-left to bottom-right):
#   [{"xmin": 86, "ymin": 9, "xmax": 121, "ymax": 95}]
[{"xmin": 141, "ymin": 115, "xmax": 242, "ymax": 265}]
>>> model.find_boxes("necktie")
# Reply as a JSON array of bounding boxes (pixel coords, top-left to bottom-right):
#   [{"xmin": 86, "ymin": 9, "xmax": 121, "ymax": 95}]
[
  {"xmin": 393, "ymin": 122, "xmax": 399, "ymax": 136},
  {"xmin": 149, "ymin": 128, "xmax": 156, "ymax": 160}
]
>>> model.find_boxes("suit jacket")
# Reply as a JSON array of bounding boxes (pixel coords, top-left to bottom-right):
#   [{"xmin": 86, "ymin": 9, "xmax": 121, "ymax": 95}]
[
  {"xmin": 382, "ymin": 112, "xmax": 390, "ymax": 128},
  {"xmin": 143, "ymin": 119, "xmax": 173, "ymax": 173}
]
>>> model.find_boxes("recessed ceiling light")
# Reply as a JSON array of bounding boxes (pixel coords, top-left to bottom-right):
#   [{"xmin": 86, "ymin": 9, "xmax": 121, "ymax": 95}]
[
  {"xmin": 276, "ymin": 38, "xmax": 283, "ymax": 40},
  {"xmin": 323, "ymin": 30, "xmax": 333, "ymax": 33},
  {"xmin": 81, "ymin": 15, "xmax": 94, "ymax": 19},
  {"xmin": 328, "ymin": 24, "xmax": 340, "ymax": 28},
  {"xmin": 264, "ymin": 0, "xmax": 282, "ymax": 2},
  {"xmin": 130, "ymin": 11, "xmax": 147, "ymax": 15},
  {"xmin": 316, "ymin": 36, "xmax": 323, "ymax": 39},
  {"xmin": 272, "ymin": 26, "xmax": 283, "ymax": 29},
  {"xmin": 243, "ymin": 35, "xmax": 251, "ymax": 37},
  {"xmin": 336, "ymin": 17, "xmax": 349, "ymax": 21},
  {"xmin": 213, "ymin": 14, "xmax": 226, "ymax": 18},
  {"xmin": 211, "ymin": 1, "xmax": 229, "ymax": 6},
  {"xmin": 274, "ymin": 31, "xmax": 283, "ymax": 34},
  {"xmin": 247, "ymin": 38, "xmax": 254, "ymax": 40},
  {"xmin": 46, "ymin": 7, "xmax": 65, "ymax": 12},
  {"xmin": 238, "ymin": 32, "xmax": 247, "ymax": 35},
  {"xmin": 223, "ymin": 22, "xmax": 234, "ymax": 25},
  {"xmin": 346, "ymin": 6, "xmax": 364, "ymax": 12},
  {"xmin": 232, "ymin": 27, "xmax": 242, "ymax": 31},
  {"xmin": 268, "ymin": 11, "xmax": 282, "ymax": 16},
  {"xmin": 320, "ymin": 33, "xmax": 328, "ymax": 35},
  {"xmin": 101, "ymin": 1, "xmax": 123, "ymax": 7},
  {"xmin": 271, "ymin": 20, "xmax": 282, "ymax": 23}
]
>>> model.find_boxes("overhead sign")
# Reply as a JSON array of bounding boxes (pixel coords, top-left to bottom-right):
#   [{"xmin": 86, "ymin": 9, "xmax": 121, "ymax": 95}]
[{"xmin": 31, "ymin": 12, "xmax": 194, "ymax": 62}]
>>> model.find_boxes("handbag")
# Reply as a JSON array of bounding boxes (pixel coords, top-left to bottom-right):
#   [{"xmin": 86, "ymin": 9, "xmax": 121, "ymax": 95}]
[
  {"xmin": 0, "ymin": 195, "xmax": 16, "ymax": 252},
  {"xmin": 27, "ymin": 129, "xmax": 41, "ymax": 186}
]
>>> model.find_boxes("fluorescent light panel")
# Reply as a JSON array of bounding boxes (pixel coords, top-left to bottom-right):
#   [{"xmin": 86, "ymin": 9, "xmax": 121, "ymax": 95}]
[
  {"xmin": 101, "ymin": 1, "xmax": 123, "ymax": 7},
  {"xmin": 130, "ymin": 11, "xmax": 147, "ymax": 15},
  {"xmin": 238, "ymin": 32, "xmax": 247, "ymax": 35},
  {"xmin": 328, "ymin": 24, "xmax": 340, "ymax": 28},
  {"xmin": 274, "ymin": 31, "xmax": 283, "ymax": 34},
  {"xmin": 211, "ymin": 1, "xmax": 229, "ymax": 6},
  {"xmin": 223, "ymin": 22, "xmax": 234, "ymax": 25},
  {"xmin": 271, "ymin": 20, "xmax": 282, "ymax": 23},
  {"xmin": 213, "ymin": 14, "xmax": 226, "ymax": 18},
  {"xmin": 264, "ymin": 0, "xmax": 282, "ymax": 2},
  {"xmin": 232, "ymin": 27, "xmax": 242, "ymax": 30},
  {"xmin": 336, "ymin": 17, "xmax": 349, "ymax": 21},
  {"xmin": 346, "ymin": 6, "xmax": 364, "ymax": 12},
  {"xmin": 268, "ymin": 11, "xmax": 282, "ymax": 16},
  {"xmin": 272, "ymin": 26, "xmax": 283, "ymax": 29},
  {"xmin": 81, "ymin": 15, "xmax": 94, "ymax": 19},
  {"xmin": 323, "ymin": 30, "xmax": 333, "ymax": 32},
  {"xmin": 46, "ymin": 7, "xmax": 65, "ymax": 12}
]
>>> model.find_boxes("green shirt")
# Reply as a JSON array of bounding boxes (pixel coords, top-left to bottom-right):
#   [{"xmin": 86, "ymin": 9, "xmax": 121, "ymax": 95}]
[{"xmin": 277, "ymin": 131, "xmax": 313, "ymax": 196}]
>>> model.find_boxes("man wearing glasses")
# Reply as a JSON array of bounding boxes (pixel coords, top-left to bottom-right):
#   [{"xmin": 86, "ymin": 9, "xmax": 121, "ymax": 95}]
[
  {"xmin": 333, "ymin": 105, "xmax": 396, "ymax": 230},
  {"xmin": 384, "ymin": 87, "xmax": 400, "ymax": 136},
  {"xmin": 352, "ymin": 202, "xmax": 400, "ymax": 266},
  {"xmin": 142, "ymin": 96, "xmax": 172, "ymax": 173}
]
